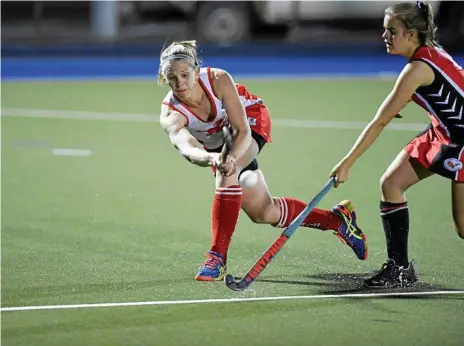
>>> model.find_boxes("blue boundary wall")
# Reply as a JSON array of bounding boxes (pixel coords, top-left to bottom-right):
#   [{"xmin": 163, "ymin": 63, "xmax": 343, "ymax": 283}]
[
  {"xmin": 2, "ymin": 43, "xmax": 463, "ymax": 80},
  {"xmin": 2, "ymin": 56, "xmax": 412, "ymax": 80}
]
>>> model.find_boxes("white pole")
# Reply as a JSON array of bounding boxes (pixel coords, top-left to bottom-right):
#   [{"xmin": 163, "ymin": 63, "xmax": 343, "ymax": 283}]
[{"xmin": 91, "ymin": 0, "xmax": 119, "ymax": 39}]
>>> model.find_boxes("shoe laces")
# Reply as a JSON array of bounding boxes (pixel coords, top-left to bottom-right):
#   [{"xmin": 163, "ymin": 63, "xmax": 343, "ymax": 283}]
[
  {"xmin": 334, "ymin": 224, "xmax": 358, "ymax": 246},
  {"xmin": 373, "ymin": 259, "xmax": 398, "ymax": 279},
  {"xmin": 335, "ymin": 212, "xmax": 360, "ymax": 241},
  {"xmin": 201, "ymin": 253, "xmax": 223, "ymax": 270}
]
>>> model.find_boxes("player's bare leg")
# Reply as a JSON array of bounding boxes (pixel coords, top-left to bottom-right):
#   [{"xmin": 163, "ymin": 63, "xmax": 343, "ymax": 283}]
[
  {"xmin": 380, "ymin": 150, "xmax": 434, "ymax": 202},
  {"xmin": 365, "ymin": 150, "xmax": 434, "ymax": 288},
  {"xmin": 451, "ymin": 181, "xmax": 464, "ymax": 239},
  {"xmin": 239, "ymin": 141, "xmax": 368, "ymax": 260},
  {"xmin": 197, "ymin": 135, "xmax": 369, "ymax": 281}
]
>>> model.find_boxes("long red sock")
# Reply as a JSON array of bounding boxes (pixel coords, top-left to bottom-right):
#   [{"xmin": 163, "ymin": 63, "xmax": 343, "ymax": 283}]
[
  {"xmin": 210, "ymin": 185, "xmax": 242, "ymax": 262},
  {"xmin": 273, "ymin": 197, "xmax": 341, "ymax": 231}
]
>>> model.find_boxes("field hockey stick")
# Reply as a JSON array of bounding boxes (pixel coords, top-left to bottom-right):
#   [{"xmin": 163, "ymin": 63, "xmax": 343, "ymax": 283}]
[
  {"xmin": 224, "ymin": 177, "xmax": 336, "ymax": 291},
  {"xmin": 220, "ymin": 126, "xmax": 233, "ymax": 163}
]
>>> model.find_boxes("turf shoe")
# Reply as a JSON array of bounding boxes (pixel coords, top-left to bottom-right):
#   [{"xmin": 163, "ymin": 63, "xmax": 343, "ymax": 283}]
[
  {"xmin": 364, "ymin": 259, "xmax": 418, "ymax": 288},
  {"xmin": 332, "ymin": 200, "xmax": 368, "ymax": 260},
  {"xmin": 195, "ymin": 251, "xmax": 227, "ymax": 281}
]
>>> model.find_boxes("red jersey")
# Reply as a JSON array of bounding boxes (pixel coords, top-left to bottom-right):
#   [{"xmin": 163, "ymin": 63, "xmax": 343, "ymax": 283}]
[{"xmin": 410, "ymin": 46, "xmax": 464, "ymax": 145}]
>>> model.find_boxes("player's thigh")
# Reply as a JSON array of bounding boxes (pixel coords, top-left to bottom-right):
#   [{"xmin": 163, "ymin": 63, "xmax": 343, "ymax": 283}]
[
  {"xmin": 215, "ymin": 137, "xmax": 260, "ymax": 187},
  {"xmin": 236, "ymin": 136, "xmax": 260, "ymax": 171},
  {"xmin": 451, "ymin": 181, "xmax": 464, "ymax": 238},
  {"xmin": 241, "ymin": 169, "xmax": 278, "ymax": 223},
  {"xmin": 381, "ymin": 150, "xmax": 434, "ymax": 192}
]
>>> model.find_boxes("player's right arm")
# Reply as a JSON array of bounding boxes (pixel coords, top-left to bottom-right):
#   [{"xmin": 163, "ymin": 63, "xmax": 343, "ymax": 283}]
[{"xmin": 160, "ymin": 105, "xmax": 214, "ymax": 167}]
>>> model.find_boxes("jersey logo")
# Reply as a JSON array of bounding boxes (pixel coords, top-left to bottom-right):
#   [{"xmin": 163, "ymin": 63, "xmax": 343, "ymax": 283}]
[
  {"xmin": 247, "ymin": 117, "xmax": 257, "ymax": 127},
  {"xmin": 444, "ymin": 158, "xmax": 463, "ymax": 172}
]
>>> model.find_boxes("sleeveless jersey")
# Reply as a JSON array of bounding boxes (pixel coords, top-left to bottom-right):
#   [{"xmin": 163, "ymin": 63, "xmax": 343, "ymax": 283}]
[
  {"xmin": 162, "ymin": 67, "xmax": 264, "ymax": 150},
  {"xmin": 410, "ymin": 46, "xmax": 464, "ymax": 144}
]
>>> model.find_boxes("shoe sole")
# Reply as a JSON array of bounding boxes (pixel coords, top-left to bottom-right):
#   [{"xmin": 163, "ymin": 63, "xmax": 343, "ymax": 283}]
[
  {"xmin": 363, "ymin": 278, "xmax": 418, "ymax": 289},
  {"xmin": 195, "ymin": 272, "xmax": 226, "ymax": 281},
  {"xmin": 195, "ymin": 276, "xmax": 221, "ymax": 281}
]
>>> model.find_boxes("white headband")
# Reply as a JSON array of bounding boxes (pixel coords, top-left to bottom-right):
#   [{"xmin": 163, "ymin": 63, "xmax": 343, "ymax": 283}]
[
  {"xmin": 160, "ymin": 54, "xmax": 198, "ymax": 79},
  {"xmin": 160, "ymin": 54, "xmax": 196, "ymax": 65}
]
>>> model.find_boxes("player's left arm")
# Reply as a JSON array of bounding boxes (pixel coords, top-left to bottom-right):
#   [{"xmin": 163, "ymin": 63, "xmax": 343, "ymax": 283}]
[
  {"xmin": 371, "ymin": 61, "xmax": 433, "ymax": 126},
  {"xmin": 211, "ymin": 68, "xmax": 252, "ymax": 161},
  {"xmin": 342, "ymin": 61, "xmax": 434, "ymax": 166}
]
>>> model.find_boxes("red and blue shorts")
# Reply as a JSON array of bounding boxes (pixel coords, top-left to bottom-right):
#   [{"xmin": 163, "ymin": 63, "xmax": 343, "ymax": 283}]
[{"xmin": 404, "ymin": 125, "xmax": 464, "ymax": 182}]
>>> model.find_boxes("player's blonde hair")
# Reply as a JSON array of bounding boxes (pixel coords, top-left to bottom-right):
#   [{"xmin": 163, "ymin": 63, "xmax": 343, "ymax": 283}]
[
  {"xmin": 158, "ymin": 40, "xmax": 202, "ymax": 86},
  {"xmin": 385, "ymin": 1, "xmax": 440, "ymax": 47}
]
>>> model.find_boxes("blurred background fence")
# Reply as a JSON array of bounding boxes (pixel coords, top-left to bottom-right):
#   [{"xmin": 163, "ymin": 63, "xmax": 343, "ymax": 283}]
[{"xmin": 2, "ymin": 1, "xmax": 464, "ymax": 79}]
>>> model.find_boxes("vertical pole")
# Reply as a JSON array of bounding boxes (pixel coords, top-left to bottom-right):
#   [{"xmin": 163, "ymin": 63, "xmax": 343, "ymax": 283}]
[{"xmin": 91, "ymin": 0, "xmax": 119, "ymax": 39}]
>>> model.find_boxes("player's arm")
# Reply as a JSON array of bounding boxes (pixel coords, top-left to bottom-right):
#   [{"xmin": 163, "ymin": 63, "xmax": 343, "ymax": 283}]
[
  {"xmin": 211, "ymin": 69, "xmax": 252, "ymax": 161},
  {"xmin": 341, "ymin": 61, "xmax": 434, "ymax": 166},
  {"xmin": 160, "ymin": 106, "xmax": 214, "ymax": 167}
]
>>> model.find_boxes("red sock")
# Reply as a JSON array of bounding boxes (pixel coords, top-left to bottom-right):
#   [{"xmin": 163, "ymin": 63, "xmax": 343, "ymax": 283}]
[
  {"xmin": 210, "ymin": 185, "xmax": 242, "ymax": 262},
  {"xmin": 273, "ymin": 197, "xmax": 341, "ymax": 231}
]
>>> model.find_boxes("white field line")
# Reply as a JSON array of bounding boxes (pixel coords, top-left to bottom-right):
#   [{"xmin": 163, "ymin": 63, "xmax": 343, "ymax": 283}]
[
  {"xmin": 2, "ymin": 290, "xmax": 463, "ymax": 312},
  {"xmin": 1, "ymin": 108, "xmax": 428, "ymax": 132},
  {"xmin": 52, "ymin": 149, "xmax": 92, "ymax": 156}
]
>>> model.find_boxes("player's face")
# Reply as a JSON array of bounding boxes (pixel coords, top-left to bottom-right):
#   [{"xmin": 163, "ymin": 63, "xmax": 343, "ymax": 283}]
[
  {"xmin": 382, "ymin": 15, "xmax": 415, "ymax": 56},
  {"xmin": 164, "ymin": 61, "xmax": 199, "ymax": 97}
]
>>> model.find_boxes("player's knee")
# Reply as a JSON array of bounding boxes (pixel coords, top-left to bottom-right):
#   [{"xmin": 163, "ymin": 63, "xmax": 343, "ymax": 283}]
[
  {"xmin": 247, "ymin": 199, "xmax": 278, "ymax": 224},
  {"xmin": 380, "ymin": 173, "xmax": 394, "ymax": 196},
  {"xmin": 380, "ymin": 172, "xmax": 406, "ymax": 198},
  {"xmin": 248, "ymin": 211, "xmax": 267, "ymax": 224},
  {"xmin": 243, "ymin": 200, "xmax": 268, "ymax": 223}
]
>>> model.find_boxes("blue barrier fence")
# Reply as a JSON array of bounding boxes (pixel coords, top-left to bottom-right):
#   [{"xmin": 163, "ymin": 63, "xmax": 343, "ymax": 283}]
[
  {"xmin": 2, "ymin": 55, "xmax": 447, "ymax": 80},
  {"xmin": 1, "ymin": 42, "xmax": 391, "ymax": 58},
  {"xmin": 2, "ymin": 43, "xmax": 463, "ymax": 80}
]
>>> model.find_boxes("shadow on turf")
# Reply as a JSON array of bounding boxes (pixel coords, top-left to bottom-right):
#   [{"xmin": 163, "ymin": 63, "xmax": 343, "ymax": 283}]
[{"xmin": 257, "ymin": 272, "xmax": 462, "ymax": 297}]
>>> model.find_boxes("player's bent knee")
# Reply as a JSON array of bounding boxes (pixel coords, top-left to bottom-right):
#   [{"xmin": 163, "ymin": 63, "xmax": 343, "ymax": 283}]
[
  {"xmin": 245, "ymin": 198, "xmax": 279, "ymax": 224},
  {"xmin": 380, "ymin": 172, "xmax": 410, "ymax": 199},
  {"xmin": 248, "ymin": 212, "xmax": 268, "ymax": 224},
  {"xmin": 246, "ymin": 203, "xmax": 274, "ymax": 224},
  {"xmin": 380, "ymin": 173, "xmax": 397, "ymax": 195}
]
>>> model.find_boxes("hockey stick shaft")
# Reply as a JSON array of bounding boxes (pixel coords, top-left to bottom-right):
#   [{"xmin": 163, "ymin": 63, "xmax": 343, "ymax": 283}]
[
  {"xmin": 220, "ymin": 126, "xmax": 233, "ymax": 163},
  {"xmin": 226, "ymin": 177, "xmax": 335, "ymax": 289}
]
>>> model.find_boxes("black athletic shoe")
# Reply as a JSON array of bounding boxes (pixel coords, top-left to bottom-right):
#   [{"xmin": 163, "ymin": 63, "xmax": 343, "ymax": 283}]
[{"xmin": 364, "ymin": 259, "xmax": 418, "ymax": 288}]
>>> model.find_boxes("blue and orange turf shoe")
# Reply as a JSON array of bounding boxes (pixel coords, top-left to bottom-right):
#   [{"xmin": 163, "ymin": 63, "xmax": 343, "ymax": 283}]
[
  {"xmin": 332, "ymin": 200, "xmax": 368, "ymax": 260},
  {"xmin": 195, "ymin": 251, "xmax": 227, "ymax": 281}
]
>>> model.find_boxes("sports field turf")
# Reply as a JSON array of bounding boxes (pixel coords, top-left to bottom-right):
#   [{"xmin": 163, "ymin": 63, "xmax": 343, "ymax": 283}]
[{"xmin": 2, "ymin": 78, "xmax": 463, "ymax": 346}]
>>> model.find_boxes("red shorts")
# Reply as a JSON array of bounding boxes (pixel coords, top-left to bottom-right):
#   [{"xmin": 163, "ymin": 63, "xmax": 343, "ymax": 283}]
[
  {"xmin": 404, "ymin": 126, "xmax": 464, "ymax": 182},
  {"xmin": 245, "ymin": 103, "xmax": 272, "ymax": 144}
]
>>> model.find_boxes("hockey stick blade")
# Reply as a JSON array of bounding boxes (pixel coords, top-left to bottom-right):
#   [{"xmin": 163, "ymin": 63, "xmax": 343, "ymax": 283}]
[{"xmin": 224, "ymin": 177, "xmax": 335, "ymax": 291}]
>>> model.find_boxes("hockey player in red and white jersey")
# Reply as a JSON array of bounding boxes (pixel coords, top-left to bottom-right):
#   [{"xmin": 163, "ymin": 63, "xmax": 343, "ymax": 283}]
[
  {"xmin": 330, "ymin": 1, "xmax": 464, "ymax": 288},
  {"xmin": 158, "ymin": 40, "xmax": 368, "ymax": 281}
]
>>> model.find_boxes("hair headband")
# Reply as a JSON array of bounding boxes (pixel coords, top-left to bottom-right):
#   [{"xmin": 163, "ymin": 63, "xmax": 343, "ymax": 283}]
[{"xmin": 160, "ymin": 53, "xmax": 196, "ymax": 65}]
